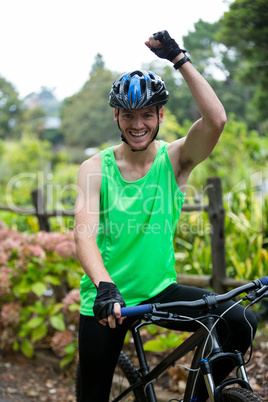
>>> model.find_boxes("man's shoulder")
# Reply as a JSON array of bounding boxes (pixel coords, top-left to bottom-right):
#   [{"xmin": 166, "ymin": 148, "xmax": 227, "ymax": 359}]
[
  {"xmin": 77, "ymin": 153, "xmax": 102, "ymax": 189},
  {"xmin": 77, "ymin": 153, "xmax": 103, "ymax": 192},
  {"xmin": 80, "ymin": 152, "xmax": 102, "ymax": 174}
]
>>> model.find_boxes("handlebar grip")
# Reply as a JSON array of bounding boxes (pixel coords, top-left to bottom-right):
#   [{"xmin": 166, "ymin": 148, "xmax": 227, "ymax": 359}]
[
  {"xmin": 260, "ymin": 276, "xmax": 268, "ymax": 286},
  {"xmin": 120, "ymin": 304, "xmax": 152, "ymax": 317}
]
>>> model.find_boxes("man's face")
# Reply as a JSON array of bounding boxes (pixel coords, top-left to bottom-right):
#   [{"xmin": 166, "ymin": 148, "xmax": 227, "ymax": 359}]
[{"xmin": 114, "ymin": 106, "xmax": 164, "ymax": 152}]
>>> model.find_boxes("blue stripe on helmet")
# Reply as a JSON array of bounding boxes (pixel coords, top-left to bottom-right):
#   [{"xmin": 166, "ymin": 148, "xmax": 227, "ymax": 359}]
[{"xmin": 128, "ymin": 74, "xmax": 141, "ymax": 103}]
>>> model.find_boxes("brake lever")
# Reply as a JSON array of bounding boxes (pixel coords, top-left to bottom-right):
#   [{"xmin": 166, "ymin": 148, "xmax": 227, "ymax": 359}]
[
  {"xmin": 244, "ymin": 286, "xmax": 268, "ymax": 302},
  {"xmin": 256, "ymin": 285, "xmax": 268, "ymax": 297}
]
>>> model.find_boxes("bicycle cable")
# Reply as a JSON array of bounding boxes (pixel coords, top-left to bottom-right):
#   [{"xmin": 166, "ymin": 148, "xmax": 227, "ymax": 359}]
[
  {"xmin": 184, "ymin": 299, "xmax": 244, "ymax": 396},
  {"xmin": 172, "ymin": 312, "xmax": 230, "ymax": 360},
  {"xmin": 201, "ymin": 298, "xmax": 243, "ymax": 360},
  {"xmin": 241, "ymin": 303, "xmax": 257, "ymax": 365},
  {"xmin": 171, "ymin": 315, "xmax": 213, "ymax": 373}
]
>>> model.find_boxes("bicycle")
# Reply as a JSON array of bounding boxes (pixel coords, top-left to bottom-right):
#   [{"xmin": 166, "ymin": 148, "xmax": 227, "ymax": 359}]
[{"xmin": 76, "ymin": 276, "xmax": 268, "ymax": 401}]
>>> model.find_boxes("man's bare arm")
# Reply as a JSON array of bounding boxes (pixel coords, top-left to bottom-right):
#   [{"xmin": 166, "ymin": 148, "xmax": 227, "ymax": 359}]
[
  {"xmin": 74, "ymin": 154, "xmax": 112, "ymax": 285},
  {"xmin": 145, "ymin": 31, "xmax": 226, "ymax": 182},
  {"xmin": 74, "ymin": 154, "xmax": 124, "ymax": 327}
]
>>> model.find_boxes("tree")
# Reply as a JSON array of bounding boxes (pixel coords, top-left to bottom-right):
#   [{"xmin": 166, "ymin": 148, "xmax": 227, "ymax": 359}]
[
  {"xmin": 1, "ymin": 135, "xmax": 52, "ymax": 206},
  {"xmin": 182, "ymin": 19, "xmax": 258, "ymax": 127},
  {"xmin": 61, "ymin": 54, "xmax": 120, "ymax": 148},
  {"xmin": 182, "ymin": 20, "xmax": 223, "ymax": 77},
  {"xmin": 90, "ymin": 53, "xmax": 105, "ymax": 74},
  {"xmin": 217, "ymin": 0, "xmax": 268, "ymax": 120},
  {"xmin": 0, "ymin": 76, "xmax": 51, "ymax": 141},
  {"xmin": 0, "ymin": 76, "xmax": 22, "ymax": 139}
]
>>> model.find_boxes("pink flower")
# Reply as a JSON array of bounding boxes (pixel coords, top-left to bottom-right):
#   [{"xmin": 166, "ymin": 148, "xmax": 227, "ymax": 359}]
[
  {"xmin": 30, "ymin": 231, "xmax": 66, "ymax": 251},
  {"xmin": 51, "ymin": 330, "xmax": 73, "ymax": 357},
  {"xmin": 18, "ymin": 244, "xmax": 46, "ymax": 260},
  {"xmin": 15, "ymin": 244, "xmax": 46, "ymax": 271},
  {"xmin": 0, "ymin": 302, "xmax": 21, "ymax": 327},
  {"xmin": 0, "ymin": 230, "xmax": 27, "ymax": 261},
  {"xmin": 54, "ymin": 240, "xmax": 77, "ymax": 259},
  {"xmin": 29, "ymin": 231, "xmax": 77, "ymax": 259},
  {"xmin": 0, "ymin": 229, "xmax": 26, "ymax": 243},
  {"xmin": 0, "ymin": 250, "xmax": 8, "ymax": 266}
]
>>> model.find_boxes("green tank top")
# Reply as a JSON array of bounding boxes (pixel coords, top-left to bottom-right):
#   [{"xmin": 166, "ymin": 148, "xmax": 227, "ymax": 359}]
[{"xmin": 80, "ymin": 140, "xmax": 185, "ymax": 315}]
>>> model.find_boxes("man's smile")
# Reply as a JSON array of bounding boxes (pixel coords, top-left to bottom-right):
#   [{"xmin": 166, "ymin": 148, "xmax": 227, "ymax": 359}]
[{"xmin": 129, "ymin": 131, "xmax": 147, "ymax": 138}]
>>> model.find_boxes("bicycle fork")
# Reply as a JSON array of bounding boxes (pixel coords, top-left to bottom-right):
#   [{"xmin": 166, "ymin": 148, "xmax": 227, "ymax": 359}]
[{"xmin": 198, "ymin": 317, "xmax": 251, "ymax": 402}]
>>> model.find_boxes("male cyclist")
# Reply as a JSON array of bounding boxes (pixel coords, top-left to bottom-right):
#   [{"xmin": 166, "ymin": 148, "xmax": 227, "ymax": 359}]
[{"xmin": 74, "ymin": 31, "xmax": 257, "ymax": 401}]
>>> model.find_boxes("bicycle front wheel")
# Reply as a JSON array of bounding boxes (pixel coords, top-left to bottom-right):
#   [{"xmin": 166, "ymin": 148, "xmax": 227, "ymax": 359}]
[
  {"xmin": 110, "ymin": 351, "xmax": 148, "ymax": 402},
  {"xmin": 222, "ymin": 387, "xmax": 263, "ymax": 401},
  {"xmin": 76, "ymin": 351, "xmax": 148, "ymax": 402}
]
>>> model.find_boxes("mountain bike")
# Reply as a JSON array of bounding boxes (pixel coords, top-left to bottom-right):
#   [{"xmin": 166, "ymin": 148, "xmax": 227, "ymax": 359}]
[{"xmin": 76, "ymin": 276, "xmax": 268, "ymax": 401}]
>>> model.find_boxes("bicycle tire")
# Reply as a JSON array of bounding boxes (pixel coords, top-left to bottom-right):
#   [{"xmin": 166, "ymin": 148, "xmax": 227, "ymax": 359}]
[
  {"xmin": 75, "ymin": 351, "xmax": 148, "ymax": 402},
  {"xmin": 110, "ymin": 351, "xmax": 148, "ymax": 402},
  {"xmin": 222, "ymin": 387, "xmax": 263, "ymax": 401}
]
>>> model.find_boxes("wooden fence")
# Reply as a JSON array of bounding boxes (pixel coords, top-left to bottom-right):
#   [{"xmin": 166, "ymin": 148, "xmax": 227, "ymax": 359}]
[{"xmin": 0, "ymin": 176, "xmax": 249, "ymax": 293}]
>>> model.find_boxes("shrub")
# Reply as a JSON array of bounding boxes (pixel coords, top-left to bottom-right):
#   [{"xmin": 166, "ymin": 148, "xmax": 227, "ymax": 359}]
[{"xmin": 0, "ymin": 223, "xmax": 83, "ymax": 367}]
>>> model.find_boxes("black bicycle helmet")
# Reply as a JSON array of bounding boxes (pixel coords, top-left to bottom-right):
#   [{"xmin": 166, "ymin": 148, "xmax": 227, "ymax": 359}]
[{"xmin": 109, "ymin": 70, "xmax": 169, "ymax": 109}]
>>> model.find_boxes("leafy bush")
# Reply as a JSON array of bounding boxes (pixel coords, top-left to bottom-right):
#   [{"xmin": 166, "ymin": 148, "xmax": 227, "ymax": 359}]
[
  {"xmin": 0, "ymin": 221, "xmax": 83, "ymax": 367},
  {"xmin": 174, "ymin": 192, "xmax": 268, "ymax": 280}
]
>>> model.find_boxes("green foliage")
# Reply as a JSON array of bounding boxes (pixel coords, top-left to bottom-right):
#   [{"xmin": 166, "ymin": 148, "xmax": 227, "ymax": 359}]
[
  {"xmin": 0, "ymin": 211, "xmax": 38, "ymax": 233},
  {"xmin": 174, "ymin": 190, "xmax": 267, "ymax": 281},
  {"xmin": 181, "ymin": 19, "xmax": 261, "ymax": 127},
  {"xmin": 224, "ymin": 190, "xmax": 268, "ymax": 279},
  {"xmin": 0, "ymin": 135, "xmax": 80, "ymax": 217},
  {"xmin": 0, "ymin": 227, "xmax": 82, "ymax": 365},
  {"xmin": 188, "ymin": 115, "xmax": 268, "ymax": 193},
  {"xmin": 60, "ymin": 340, "xmax": 78, "ymax": 368},
  {"xmin": 183, "ymin": 20, "xmax": 221, "ymax": 77},
  {"xmin": 50, "ymin": 162, "xmax": 80, "ymax": 209},
  {"xmin": 0, "ymin": 136, "xmax": 52, "ymax": 206},
  {"xmin": 144, "ymin": 330, "xmax": 188, "ymax": 352},
  {"xmin": 20, "ymin": 106, "xmax": 47, "ymax": 140},
  {"xmin": 174, "ymin": 211, "xmax": 212, "ymax": 276},
  {"xmin": 61, "ymin": 54, "xmax": 120, "ymax": 148},
  {"xmin": 3, "ymin": 135, "xmax": 51, "ymax": 176},
  {"xmin": 217, "ymin": 0, "xmax": 268, "ymax": 119},
  {"xmin": 0, "ymin": 76, "xmax": 22, "ymax": 140},
  {"xmin": 0, "ymin": 77, "xmax": 50, "ymax": 142},
  {"xmin": 159, "ymin": 109, "xmax": 183, "ymax": 142}
]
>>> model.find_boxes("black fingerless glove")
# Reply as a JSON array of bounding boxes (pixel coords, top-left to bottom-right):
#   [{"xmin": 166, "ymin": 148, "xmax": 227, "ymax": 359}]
[
  {"xmin": 93, "ymin": 282, "xmax": 126, "ymax": 321},
  {"xmin": 151, "ymin": 30, "xmax": 186, "ymax": 62}
]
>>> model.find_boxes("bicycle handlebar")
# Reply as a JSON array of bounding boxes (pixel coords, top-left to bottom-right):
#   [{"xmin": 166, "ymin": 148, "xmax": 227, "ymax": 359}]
[{"xmin": 120, "ymin": 276, "xmax": 268, "ymax": 317}]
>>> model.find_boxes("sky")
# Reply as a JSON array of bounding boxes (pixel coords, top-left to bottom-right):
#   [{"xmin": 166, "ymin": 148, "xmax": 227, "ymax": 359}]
[{"xmin": 0, "ymin": 0, "xmax": 231, "ymax": 101}]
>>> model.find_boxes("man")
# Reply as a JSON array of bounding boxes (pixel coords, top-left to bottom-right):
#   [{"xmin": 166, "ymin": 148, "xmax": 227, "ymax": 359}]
[{"xmin": 74, "ymin": 31, "xmax": 257, "ymax": 401}]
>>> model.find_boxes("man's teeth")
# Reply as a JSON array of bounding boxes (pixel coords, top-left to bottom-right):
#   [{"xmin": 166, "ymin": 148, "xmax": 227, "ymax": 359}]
[{"xmin": 130, "ymin": 132, "xmax": 146, "ymax": 137}]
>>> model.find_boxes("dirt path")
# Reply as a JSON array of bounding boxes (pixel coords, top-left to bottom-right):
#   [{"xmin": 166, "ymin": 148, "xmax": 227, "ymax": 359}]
[{"xmin": 0, "ymin": 354, "xmax": 76, "ymax": 402}]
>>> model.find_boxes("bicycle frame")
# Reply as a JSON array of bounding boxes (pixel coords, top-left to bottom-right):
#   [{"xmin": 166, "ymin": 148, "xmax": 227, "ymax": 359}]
[
  {"xmin": 109, "ymin": 277, "xmax": 268, "ymax": 401},
  {"xmin": 112, "ymin": 314, "xmax": 252, "ymax": 402}
]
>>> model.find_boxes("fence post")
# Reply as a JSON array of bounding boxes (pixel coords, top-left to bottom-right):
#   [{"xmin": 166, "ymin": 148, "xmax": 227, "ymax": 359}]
[
  {"xmin": 207, "ymin": 177, "xmax": 226, "ymax": 293},
  {"xmin": 31, "ymin": 189, "xmax": 51, "ymax": 232}
]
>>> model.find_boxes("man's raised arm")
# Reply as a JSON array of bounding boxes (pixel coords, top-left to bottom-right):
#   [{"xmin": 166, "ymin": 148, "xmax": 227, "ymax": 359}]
[{"xmin": 145, "ymin": 30, "xmax": 226, "ymax": 176}]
